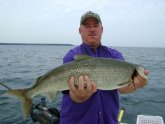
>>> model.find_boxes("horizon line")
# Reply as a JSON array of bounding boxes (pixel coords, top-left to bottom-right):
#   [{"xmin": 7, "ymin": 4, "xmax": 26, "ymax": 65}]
[{"xmin": 0, "ymin": 42, "xmax": 164, "ymax": 48}]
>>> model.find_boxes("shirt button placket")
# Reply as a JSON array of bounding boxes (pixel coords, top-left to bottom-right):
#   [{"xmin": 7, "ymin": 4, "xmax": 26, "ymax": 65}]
[{"xmin": 98, "ymin": 92, "xmax": 103, "ymax": 123}]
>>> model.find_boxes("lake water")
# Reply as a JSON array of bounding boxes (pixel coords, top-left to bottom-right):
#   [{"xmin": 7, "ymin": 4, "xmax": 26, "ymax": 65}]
[{"xmin": 0, "ymin": 45, "xmax": 165, "ymax": 124}]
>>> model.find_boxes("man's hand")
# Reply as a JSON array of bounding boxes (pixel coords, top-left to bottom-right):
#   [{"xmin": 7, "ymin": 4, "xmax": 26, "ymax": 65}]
[
  {"xmin": 118, "ymin": 70, "xmax": 149, "ymax": 94},
  {"xmin": 68, "ymin": 76, "xmax": 97, "ymax": 103}
]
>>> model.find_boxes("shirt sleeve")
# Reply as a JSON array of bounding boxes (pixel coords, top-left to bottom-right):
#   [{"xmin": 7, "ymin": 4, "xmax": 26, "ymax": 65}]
[
  {"xmin": 63, "ymin": 50, "xmax": 75, "ymax": 64},
  {"xmin": 108, "ymin": 47, "xmax": 125, "ymax": 60},
  {"xmin": 114, "ymin": 51, "xmax": 125, "ymax": 60}
]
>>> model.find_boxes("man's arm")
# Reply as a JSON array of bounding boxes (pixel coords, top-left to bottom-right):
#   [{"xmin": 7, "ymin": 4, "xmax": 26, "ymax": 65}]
[{"xmin": 118, "ymin": 70, "xmax": 149, "ymax": 94}]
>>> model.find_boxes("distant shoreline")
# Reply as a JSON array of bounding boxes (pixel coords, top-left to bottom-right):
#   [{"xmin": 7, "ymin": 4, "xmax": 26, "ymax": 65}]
[
  {"xmin": 0, "ymin": 43, "xmax": 73, "ymax": 46},
  {"xmin": 0, "ymin": 43, "xmax": 164, "ymax": 48}
]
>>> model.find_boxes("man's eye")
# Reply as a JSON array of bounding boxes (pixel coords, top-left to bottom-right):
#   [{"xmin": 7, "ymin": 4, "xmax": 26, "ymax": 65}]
[
  {"xmin": 94, "ymin": 24, "xmax": 99, "ymax": 27},
  {"xmin": 85, "ymin": 25, "xmax": 91, "ymax": 28}
]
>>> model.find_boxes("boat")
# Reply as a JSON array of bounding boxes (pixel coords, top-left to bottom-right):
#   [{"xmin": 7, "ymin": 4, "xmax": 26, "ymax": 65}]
[
  {"xmin": 30, "ymin": 98, "xmax": 164, "ymax": 124},
  {"xmin": 30, "ymin": 97, "xmax": 126, "ymax": 124},
  {"xmin": 30, "ymin": 97, "xmax": 60, "ymax": 124}
]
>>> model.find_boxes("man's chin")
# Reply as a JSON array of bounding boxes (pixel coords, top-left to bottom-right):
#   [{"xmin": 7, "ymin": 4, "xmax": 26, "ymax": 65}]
[{"xmin": 88, "ymin": 41, "xmax": 100, "ymax": 47}]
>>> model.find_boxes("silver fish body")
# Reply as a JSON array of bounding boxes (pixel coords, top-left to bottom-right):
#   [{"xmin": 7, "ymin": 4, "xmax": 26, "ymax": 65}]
[{"xmin": 5, "ymin": 55, "xmax": 147, "ymax": 118}]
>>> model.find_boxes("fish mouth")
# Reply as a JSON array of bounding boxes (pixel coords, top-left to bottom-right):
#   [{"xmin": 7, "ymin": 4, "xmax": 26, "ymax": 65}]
[
  {"xmin": 131, "ymin": 68, "xmax": 148, "ymax": 85},
  {"xmin": 131, "ymin": 69, "xmax": 138, "ymax": 80}
]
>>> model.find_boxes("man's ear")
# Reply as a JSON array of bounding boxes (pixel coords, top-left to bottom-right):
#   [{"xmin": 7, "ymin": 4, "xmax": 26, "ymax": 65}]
[
  {"xmin": 101, "ymin": 26, "xmax": 103, "ymax": 34},
  {"xmin": 79, "ymin": 27, "xmax": 82, "ymax": 34}
]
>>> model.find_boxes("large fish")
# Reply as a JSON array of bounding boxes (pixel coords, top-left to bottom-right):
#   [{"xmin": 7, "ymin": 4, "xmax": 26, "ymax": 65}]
[{"xmin": 4, "ymin": 55, "xmax": 147, "ymax": 118}]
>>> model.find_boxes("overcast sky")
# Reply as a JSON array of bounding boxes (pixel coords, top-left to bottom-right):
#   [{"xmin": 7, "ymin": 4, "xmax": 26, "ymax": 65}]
[{"xmin": 0, "ymin": 0, "xmax": 165, "ymax": 47}]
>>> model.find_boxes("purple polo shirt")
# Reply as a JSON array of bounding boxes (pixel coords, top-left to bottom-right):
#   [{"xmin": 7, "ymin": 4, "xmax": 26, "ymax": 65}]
[{"xmin": 60, "ymin": 43, "xmax": 124, "ymax": 124}]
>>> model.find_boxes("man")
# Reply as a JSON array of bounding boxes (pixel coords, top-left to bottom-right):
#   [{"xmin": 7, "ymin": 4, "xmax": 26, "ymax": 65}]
[{"xmin": 60, "ymin": 11, "xmax": 149, "ymax": 124}]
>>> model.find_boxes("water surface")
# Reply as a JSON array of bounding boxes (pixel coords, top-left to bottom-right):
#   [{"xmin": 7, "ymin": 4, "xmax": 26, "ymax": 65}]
[{"xmin": 0, "ymin": 45, "xmax": 164, "ymax": 124}]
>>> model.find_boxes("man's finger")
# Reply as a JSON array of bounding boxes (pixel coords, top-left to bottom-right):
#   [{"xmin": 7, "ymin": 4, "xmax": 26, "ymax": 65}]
[
  {"xmin": 91, "ymin": 81, "xmax": 97, "ymax": 93},
  {"xmin": 85, "ymin": 76, "xmax": 93, "ymax": 94},
  {"xmin": 78, "ymin": 76, "xmax": 86, "ymax": 91},
  {"xmin": 84, "ymin": 75, "xmax": 97, "ymax": 93},
  {"xmin": 69, "ymin": 76, "xmax": 77, "ymax": 93}
]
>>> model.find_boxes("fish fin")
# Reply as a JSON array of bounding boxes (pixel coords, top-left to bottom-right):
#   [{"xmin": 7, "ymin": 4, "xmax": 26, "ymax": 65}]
[
  {"xmin": 35, "ymin": 76, "xmax": 42, "ymax": 85},
  {"xmin": 74, "ymin": 55, "xmax": 92, "ymax": 61},
  {"xmin": 6, "ymin": 89, "xmax": 32, "ymax": 118},
  {"xmin": 31, "ymin": 76, "xmax": 42, "ymax": 88},
  {"xmin": 45, "ymin": 91, "xmax": 57, "ymax": 101}
]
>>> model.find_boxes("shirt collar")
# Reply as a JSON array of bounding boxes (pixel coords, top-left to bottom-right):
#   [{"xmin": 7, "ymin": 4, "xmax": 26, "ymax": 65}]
[{"xmin": 82, "ymin": 42, "xmax": 102, "ymax": 51}]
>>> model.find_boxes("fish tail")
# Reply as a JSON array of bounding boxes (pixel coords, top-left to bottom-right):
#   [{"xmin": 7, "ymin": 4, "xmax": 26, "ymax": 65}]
[{"xmin": 6, "ymin": 89, "xmax": 32, "ymax": 118}]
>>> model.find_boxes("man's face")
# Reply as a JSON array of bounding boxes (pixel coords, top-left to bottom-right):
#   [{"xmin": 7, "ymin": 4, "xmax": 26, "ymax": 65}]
[{"xmin": 79, "ymin": 18, "xmax": 103, "ymax": 47}]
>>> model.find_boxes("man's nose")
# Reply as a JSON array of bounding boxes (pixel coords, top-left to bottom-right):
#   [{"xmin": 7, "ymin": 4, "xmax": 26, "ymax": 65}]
[{"xmin": 89, "ymin": 26, "xmax": 95, "ymax": 31}]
